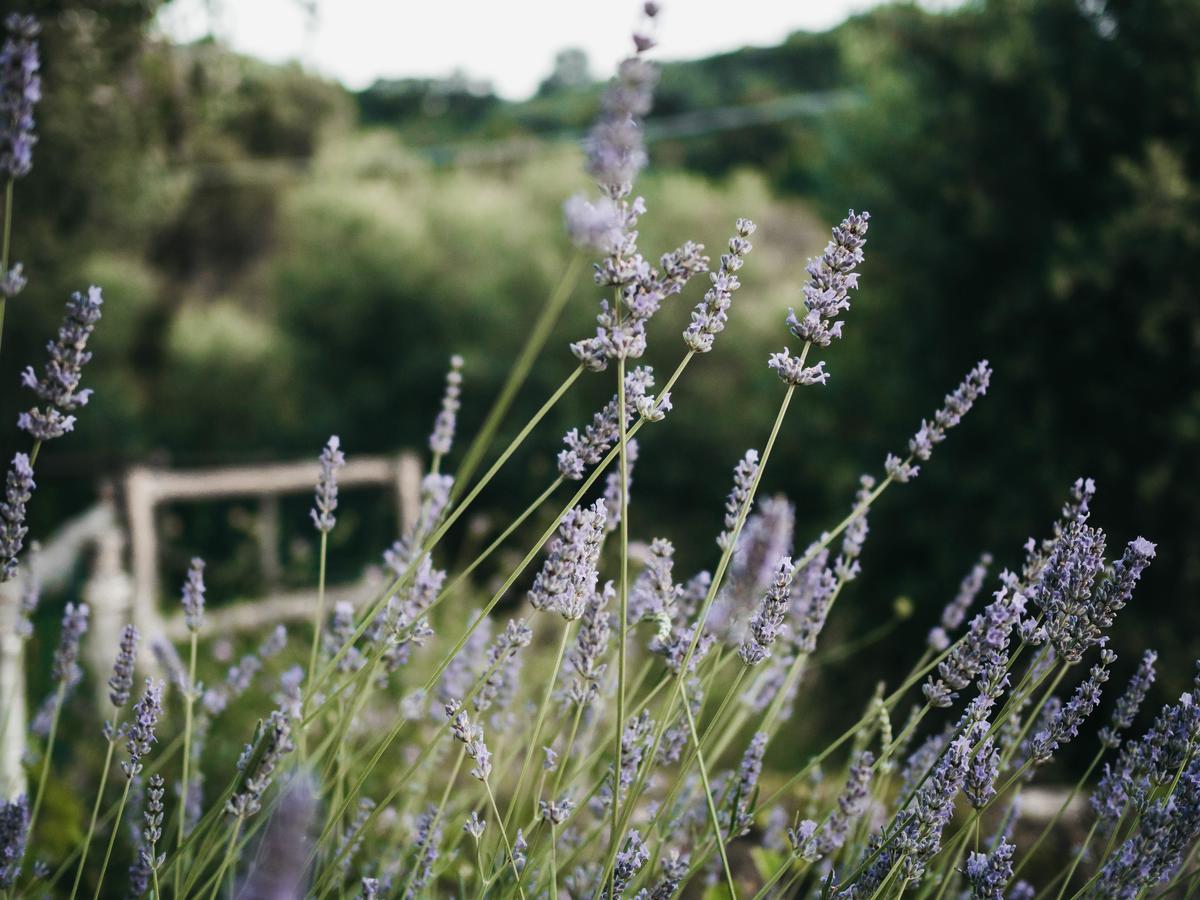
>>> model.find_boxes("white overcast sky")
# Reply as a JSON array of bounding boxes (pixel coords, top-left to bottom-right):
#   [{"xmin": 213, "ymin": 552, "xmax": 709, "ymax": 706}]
[{"xmin": 156, "ymin": 0, "xmax": 893, "ymax": 99}]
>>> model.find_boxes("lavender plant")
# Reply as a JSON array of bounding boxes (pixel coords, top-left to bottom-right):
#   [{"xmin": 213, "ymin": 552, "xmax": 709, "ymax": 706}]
[{"xmin": 0, "ymin": 7, "xmax": 1196, "ymax": 900}]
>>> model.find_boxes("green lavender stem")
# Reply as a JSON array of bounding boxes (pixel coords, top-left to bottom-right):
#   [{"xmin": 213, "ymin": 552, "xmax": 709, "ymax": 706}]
[{"xmin": 67, "ymin": 709, "xmax": 123, "ymax": 900}]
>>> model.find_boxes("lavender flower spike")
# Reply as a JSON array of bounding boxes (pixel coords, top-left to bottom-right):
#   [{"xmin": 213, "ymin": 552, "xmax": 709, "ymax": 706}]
[
  {"xmin": 683, "ymin": 218, "xmax": 756, "ymax": 353},
  {"xmin": 19, "ymin": 286, "xmax": 104, "ymax": 441},
  {"xmin": 0, "ymin": 14, "xmax": 41, "ymax": 180},
  {"xmin": 0, "ymin": 795, "xmax": 28, "ymax": 889},
  {"xmin": 446, "ymin": 700, "xmax": 493, "ymax": 781},
  {"xmin": 181, "ymin": 557, "xmax": 206, "ymax": 633},
  {"xmin": 769, "ymin": 210, "xmax": 870, "ymax": 385},
  {"xmin": 0, "ymin": 452, "xmax": 34, "ymax": 582},
  {"xmin": 1100, "ymin": 649, "xmax": 1157, "ymax": 748},
  {"xmin": 740, "ymin": 558, "xmax": 796, "ymax": 666},
  {"xmin": 51, "ymin": 601, "xmax": 89, "ymax": 685},
  {"xmin": 965, "ymin": 838, "xmax": 1015, "ymax": 900},
  {"xmin": 227, "ymin": 710, "xmax": 295, "ymax": 818},
  {"xmin": 429, "ymin": 354, "xmax": 464, "ymax": 457},
  {"xmin": 928, "ymin": 552, "xmax": 993, "ymax": 651},
  {"xmin": 717, "ymin": 449, "xmax": 759, "ymax": 551},
  {"xmin": 108, "ymin": 624, "xmax": 140, "ymax": 709},
  {"xmin": 122, "ymin": 679, "xmax": 164, "ymax": 778},
  {"xmin": 310, "ymin": 435, "xmax": 345, "ymax": 533},
  {"xmin": 886, "ymin": 360, "xmax": 992, "ymax": 483},
  {"xmin": 558, "ymin": 366, "xmax": 655, "ymax": 479},
  {"xmin": 528, "ymin": 499, "xmax": 607, "ymax": 619}
]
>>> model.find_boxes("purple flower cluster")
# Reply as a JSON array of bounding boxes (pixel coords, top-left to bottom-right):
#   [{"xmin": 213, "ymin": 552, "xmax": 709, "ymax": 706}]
[
  {"xmin": 1095, "ymin": 760, "xmax": 1200, "ymax": 898},
  {"xmin": 885, "ymin": 361, "xmax": 991, "ymax": 482},
  {"xmin": 816, "ymin": 751, "xmax": 876, "ymax": 858},
  {"xmin": 447, "ymin": 700, "xmax": 492, "ymax": 781},
  {"xmin": 1099, "ymin": 649, "xmax": 1158, "ymax": 749},
  {"xmin": 928, "ymin": 553, "xmax": 992, "ymax": 652},
  {"xmin": 310, "ymin": 435, "xmax": 345, "ymax": 533},
  {"xmin": 529, "ymin": 499, "xmax": 607, "ymax": 619},
  {"xmin": 51, "ymin": 601, "xmax": 89, "ymax": 686},
  {"xmin": 0, "ymin": 796, "xmax": 27, "ymax": 889},
  {"xmin": 1029, "ymin": 650, "xmax": 1114, "ymax": 764},
  {"xmin": 717, "ymin": 449, "xmax": 759, "ymax": 552},
  {"xmin": 683, "ymin": 219, "xmax": 756, "ymax": 353},
  {"xmin": 227, "ymin": 709, "xmax": 294, "ymax": 818},
  {"xmin": 558, "ymin": 366, "xmax": 656, "ymax": 478},
  {"xmin": 0, "ymin": 14, "xmax": 40, "ymax": 179},
  {"xmin": 923, "ymin": 587, "xmax": 1024, "ymax": 708},
  {"xmin": 108, "ymin": 624, "xmax": 140, "ymax": 709},
  {"xmin": 567, "ymin": 581, "xmax": 613, "ymax": 706},
  {"xmin": 964, "ymin": 838, "xmax": 1014, "ymax": 900},
  {"xmin": 603, "ymin": 830, "xmax": 649, "ymax": 900},
  {"xmin": 739, "ymin": 558, "xmax": 795, "ymax": 666},
  {"xmin": 728, "ymin": 731, "xmax": 768, "ymax": 836},
  {"xmin": 1092, "ymin": 675, "xmax": 1200, "ymax": 828},
  {"xmin": 19, "ymin": 286, "xmax": 104, "ymax": 441},
  {"xmin": 180, "ymin": 556, "xmax": 206, "ymax": 634},
  {"xmin": 0, "ymin": 452, "xmax": 33, "ymax": 582},
  {"xmin": 429, "ymin": 355, "xmax": 463, "ymax": 457},
  {"xmin": 123, "ymin": 679, "xmax": 164, "ymax": 777},
  {"xmin": 769, "ymin": 210, "xmax": 870, "ymax": 386},
  {"xmin": 472, "ymin": 618, "xmax": 533, "ymax": 713},
  {"xmin": 571, "ymin": 232, "xmax": 710, "ymax": 367}
]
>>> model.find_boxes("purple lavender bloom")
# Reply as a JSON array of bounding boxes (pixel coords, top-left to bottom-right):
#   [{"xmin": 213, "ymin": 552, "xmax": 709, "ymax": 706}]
[
  {"xmin": 0, "ymin": 795, "xmax": 28, "ymax": 889},
  {"xmin": 227, "ymin": 710, "xmax": 295, "ymax": 818},
  {"xmin": 1100, "ymin": 649, "xmax": 1158, "ymax": 748},
  {"xmin": 310, "ymin": 435, "xmax": 345, "ymax": 533},
  {"xmin": 181, "ymin": 557, "xmax": 206, "ymax": 633},
  {"xmin": 1091, "ymin": 677, "xmax": 1200, "ymax": 829},
  {"xmin": 0, "ymin": 14, "xmax": 40, "ymax": 179},
  {"xmin": 407, "ymin": 804, "xmax": 442, "ymax": 897},
  {"xmin": 628, "ymin": 537, "xmax": 681, "ymax": 626},
  {"xmin": 108, "ymin": 623, "xmax": 140, "ymax": 708},
  {"xmin": 885, "ymin": 361, "xmax": 992, "ymax": 482},
  {"xmin": 529, "ymin": 499, "xmax": 607, "ymax": 619},
  {"xmin": 19, "ymin": 286, "xmax": 104, "ymax": 441},
  {"xmin": 0, "ymin": 262, "xmax": 24, "ymax": 299},
  {"xmin": 123, "ymin": 679, "xmax": 164, "ymax": 778},
  {"xmin": 429, "ymin": 354, "xmax": 464, "ymax": 457},
  {"xmin": 964, "ymin": 838, "xmax": 1014, "ymax": 900},
  {"xmin": 463, "ymin": 811, "xmax": 486, "ymax": 841},
  {"xmin": 564, "ymin": 194, "xmax": 625, "ymax": 254},
  {"xmin": 789, "ymin": 544, "xmax": 839, "ymax": 655},
  {"xmin": 128, "ymin": 774, "xmax": 165, "ymax": 896},
  {"xmin": 729, "ymin": 731, "xmax": 768, "ymax": 836},
  {"xmin": 539, "ymin": 797, "xmax": 575, "ymax": 826},
  {"xmin": 1030, "ymin": 651, "xmax": 1115, "ymax": 764},
  {"xmin": 0, "ymin": 452, "xmax": 33, "ymax": 582},
  {"xmin": 929, "ymin": 553, "xmax": 993, "ymax": 651},
  {"xmin": 645, "ymin": 849, "xmax": 688, "ymax": 899},
  {"xmin": 446, "ymin": 700, "xmax": 492, "ymax": 781},
  {"xmin": 567, "ymin": 582, "xmax": 613, "ymax": 706},
  {"xmin": 472, "ymin": 618, "xmax": 533, "ymax": 713},
  {"xmin": 603, "ymin": 830, "xmax": 650, "ymax": 900},
  {"xmin": 558, "ymin": 367, "xmax": 655, "ymax": 478},
  {"xmin": 51, "ymin": 601, "xmax": 89, "ymax": 685},
  {"xmin": 683, "ymin": 218, "xmax": 756, "ymax": 353},
  {"xmin": 964, "ymin": 730, "xmax": 999, "ymax": 809},
  {"xmin": 717, "ymin": 449, "xmax": 759, "ymax": 551},
  {"xmin": 1095, "ymin": 762, "xmax": 1200, "ymax": 898},
  {"xmin": 923, "ymin": 587, "xmax": 1024, "ymax": 708},
  {"xmin": 585, "ymin": 49, "xmax": 656, "ymax": 191},
  {"xmin": 816, "ymin": 750, "xmax": 875, "ymax": 857},
  {"xmin": 769, "ymin": 210, "xmax": 869, "ymax": 385},
  {"xmin": 739, "ymin": 558, "xmax": 795, "ymax": 666}
]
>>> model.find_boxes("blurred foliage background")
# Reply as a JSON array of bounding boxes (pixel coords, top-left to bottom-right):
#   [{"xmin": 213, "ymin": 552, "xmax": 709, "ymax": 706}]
[{"xmin": 3, "ymin": 0, "xmax": 1199, "ymax": 765}]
